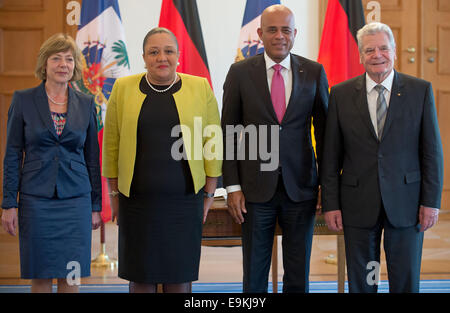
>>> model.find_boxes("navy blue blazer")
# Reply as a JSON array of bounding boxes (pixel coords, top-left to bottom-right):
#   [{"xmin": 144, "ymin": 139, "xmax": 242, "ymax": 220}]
[{"xmin": 1, "ymin": 82, "xmax": 102, "ymax": 211}]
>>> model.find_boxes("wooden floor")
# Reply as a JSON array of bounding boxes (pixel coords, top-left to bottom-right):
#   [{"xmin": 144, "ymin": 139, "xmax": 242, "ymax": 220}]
[{"xmin": 1, "ymin": 211, "xmax": 449, "ymax": 286}]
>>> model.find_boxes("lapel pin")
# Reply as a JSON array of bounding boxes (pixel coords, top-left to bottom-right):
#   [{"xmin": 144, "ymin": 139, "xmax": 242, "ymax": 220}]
[{"xmin": 397, "ymin": 93, "xmax": 401, "ymax": 96}]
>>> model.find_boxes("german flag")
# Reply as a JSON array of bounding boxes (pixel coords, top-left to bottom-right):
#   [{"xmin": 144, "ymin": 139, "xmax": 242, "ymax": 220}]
[
  {"xmin": 318, "ymin": 0, "xmax": 366, "ymax": 87},
  {"xmin": 159, "ymin": 0, "xmax": 212, "ymax": 87}
]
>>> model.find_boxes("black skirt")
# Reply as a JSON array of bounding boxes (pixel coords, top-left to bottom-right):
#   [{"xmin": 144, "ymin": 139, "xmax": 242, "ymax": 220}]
[{"xmin": 117, "ymin": 77, "xmax": 204, "ymax": 284}]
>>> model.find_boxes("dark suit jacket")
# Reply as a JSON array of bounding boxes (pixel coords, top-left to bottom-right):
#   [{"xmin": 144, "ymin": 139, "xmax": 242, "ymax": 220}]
[
  {"xmin": 2, "ymin": 82, "xmax": 102, "ymax": 211},
  {"xmin": 321, "ymin": 71, "xmax": 444, "ymax": 228},
  {"xmin": 222, "ymin": 53, "xmax": 329, "ymax": 203}
]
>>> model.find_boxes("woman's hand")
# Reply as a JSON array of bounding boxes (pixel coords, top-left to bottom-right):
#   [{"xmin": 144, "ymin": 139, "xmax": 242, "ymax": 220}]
[
  {"xmin": 1, "ymin": 208, "xmax": 18, "ymax": 236},
  {"xmin": 92, "ymin": 212, "xmax": 102, "ymax": 230},
  {"xmin": 107, "ymin": 178, "xmax": 119, "ymax": 226},
  {"xmin": 203, "ymin": 197, "xmax": 215, "ymax": 224},
  {"xmin": 202, "ymin": 177, "xmax": 218, "ymax": 224},
  {"xmin": 110, "ymin": 195, "xmax": 119, "ymax": 225}
]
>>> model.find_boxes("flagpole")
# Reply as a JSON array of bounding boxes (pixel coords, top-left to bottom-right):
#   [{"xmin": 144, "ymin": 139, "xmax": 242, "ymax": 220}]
[
  {"xmin": 91, "ymin": 221, "xmax": 118, "ymax": 269},
  {"xmin": 76, "ymin": 0, "xmax": 128, "ymax": 271}
]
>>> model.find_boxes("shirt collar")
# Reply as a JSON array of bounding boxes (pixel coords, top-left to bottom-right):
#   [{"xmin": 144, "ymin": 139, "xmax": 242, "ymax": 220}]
[
  {"xmin": 366, "ymin": 70, "xmax": 395, "ymax": 93},
  {"xmin": 264, "ymin": 51, "xmax": 291, "ymax": 71}
]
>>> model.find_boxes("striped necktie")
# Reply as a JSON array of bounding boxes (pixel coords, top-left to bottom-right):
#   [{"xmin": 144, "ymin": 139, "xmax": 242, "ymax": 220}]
[{"xmin": 374, "ymin": 84, "xmax": 387, "ymax": 140}]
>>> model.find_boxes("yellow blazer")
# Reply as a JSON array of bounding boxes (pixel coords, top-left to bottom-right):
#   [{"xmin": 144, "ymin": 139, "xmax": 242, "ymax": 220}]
[{"xmin": 102, "ymin": 72, "xmax": 223, "ymax": 197}]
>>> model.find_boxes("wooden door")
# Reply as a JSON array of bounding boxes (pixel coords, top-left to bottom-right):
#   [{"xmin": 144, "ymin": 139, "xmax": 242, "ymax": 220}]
[
  {"xmin": 0, "ymin": 0, "xmax": 77, "ymax": 205},
  {"xmin": 423, "ymin": 0, "xmax": 450, "ymax": 210},
  {"xmin": 362, "ymin": 0, "xmax": 421, "ymax": 77}
]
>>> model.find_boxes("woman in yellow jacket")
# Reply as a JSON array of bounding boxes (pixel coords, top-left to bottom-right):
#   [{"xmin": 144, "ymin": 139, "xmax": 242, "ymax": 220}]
[{"xmin": 102, "ymin": 27, "xmax": 222, "ymax": 293}]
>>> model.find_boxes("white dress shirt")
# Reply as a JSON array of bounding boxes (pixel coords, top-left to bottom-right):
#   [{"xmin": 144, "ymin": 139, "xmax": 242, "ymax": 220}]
[
  {"xmin": 366, "ymin": 70, "xmax": 394, "ymax": 138},
  {"xmin": 226, "ymin": 52, "xmax": 293, "ymax": 194}
]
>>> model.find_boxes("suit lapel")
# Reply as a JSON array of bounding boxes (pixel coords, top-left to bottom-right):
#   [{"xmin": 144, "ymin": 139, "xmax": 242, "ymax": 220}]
[
  {"xmin": 249, "ymin": 55, "xmax": 279, "ymax": 123},
  {"xmin": 35, "ymin": 82, "xmax": 59, "ymax": 140},
  {"xmin": 282, "ymin": 55, "xmax": 305, "ymax": 124},
  {"xmin": 379, "ymin": 70, "xmax": 404, "ymax": 141},
  {"xmin": 354, "ymin": 74, "xmax": 378, "ymax": 141}
]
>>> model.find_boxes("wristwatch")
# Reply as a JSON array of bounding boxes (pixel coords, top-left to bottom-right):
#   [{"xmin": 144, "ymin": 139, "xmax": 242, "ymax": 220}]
[
  {"xmin": 203, "ymin": 190, "xmax": 215, "ymax": 198},
  {"xmin": 109, "ymin": 190, "xmax": 120, "ymax": 197}
]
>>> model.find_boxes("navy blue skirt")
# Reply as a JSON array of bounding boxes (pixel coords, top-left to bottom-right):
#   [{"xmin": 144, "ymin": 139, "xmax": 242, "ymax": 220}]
[{"xmin": 18, "ymin": 193, "xmax": 92, "ymax": 279}]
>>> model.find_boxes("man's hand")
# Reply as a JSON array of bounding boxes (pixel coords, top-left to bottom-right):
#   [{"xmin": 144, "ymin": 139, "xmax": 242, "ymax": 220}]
[
  {"xmin": 324, "ymin": 210, "xmax": 343, "ymax": 232},
  {"xmin": 419, "ymin": 205, "xmax": 439, "ymax": 232},
  {"xmin": 226, "ymin": 191, "xmax": 247, "ymax": 224}
]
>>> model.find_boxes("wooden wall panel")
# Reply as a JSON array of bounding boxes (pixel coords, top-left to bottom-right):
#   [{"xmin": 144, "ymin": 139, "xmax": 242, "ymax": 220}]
[
  {"xmin": 438, "ymin": 26, "xmax": 450, "ymax": 74},
  {"xmin": 438, "ymin": 0, "xmax": 450, "ymax": 11},
  {"xmin": 437, "ymin": 90, "xmax": 450, "ymax": 208},
  {"xmin": 0, "ymin": 0, "xmax": 44, "ymax": 11},
  {"xmin": 0, "ymin": 28, "xmax": 44, "ymax": 75}
]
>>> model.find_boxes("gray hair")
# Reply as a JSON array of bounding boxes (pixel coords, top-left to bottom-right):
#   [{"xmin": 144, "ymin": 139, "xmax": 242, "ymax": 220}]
[
  {"xmin": 142, "ymin": 27, "xmax": 179, "ymax": 53},
  {"xmin": 356, "ymin": 22, "xmax": 396, "ymax": 52}
]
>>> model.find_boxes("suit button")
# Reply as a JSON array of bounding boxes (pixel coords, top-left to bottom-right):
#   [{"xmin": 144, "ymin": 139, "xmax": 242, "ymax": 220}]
[{"xmin": 54, "ymin": 157, "xmax": 59, "ymax": 161}]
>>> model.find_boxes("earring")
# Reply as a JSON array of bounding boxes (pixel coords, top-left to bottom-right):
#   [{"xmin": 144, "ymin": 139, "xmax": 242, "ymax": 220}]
[{"xmin": 177, "ymin": 62, "xmax": 180, "ymax": 66}]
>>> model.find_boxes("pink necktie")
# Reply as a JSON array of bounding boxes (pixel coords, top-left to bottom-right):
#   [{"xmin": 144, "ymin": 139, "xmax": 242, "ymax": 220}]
[{"xmin": 271, "ymin": 64, "xmax": 286, "ymax": 123}]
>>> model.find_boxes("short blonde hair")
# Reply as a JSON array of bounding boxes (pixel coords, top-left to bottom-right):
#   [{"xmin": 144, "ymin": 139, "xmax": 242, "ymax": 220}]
[{"xmin": 35, "ymin": 33, "xmax": 82, "ymax": 81}]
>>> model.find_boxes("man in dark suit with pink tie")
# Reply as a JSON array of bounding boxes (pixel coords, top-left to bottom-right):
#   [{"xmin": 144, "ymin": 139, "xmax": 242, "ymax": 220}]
[{"xmin": 221, "ymin": 5, "xmax": 329, "ymax": 293}]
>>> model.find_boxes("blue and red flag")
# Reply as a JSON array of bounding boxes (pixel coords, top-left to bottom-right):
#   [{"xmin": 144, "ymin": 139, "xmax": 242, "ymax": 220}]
[
  {"xmin": 236, "ymin": 0, "xmax": 280, "ymax": 62},
  {"xmin": 71, "ymin": 0, "xmax": 130, "ymax": 223}
]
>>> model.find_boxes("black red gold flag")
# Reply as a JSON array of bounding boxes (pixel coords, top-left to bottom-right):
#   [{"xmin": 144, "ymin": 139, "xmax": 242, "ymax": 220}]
[
  {"xmin": 159, "ymin": 0, "xmax": 212, "ymax": 87},
  {"xmin": 318, "ymin": 0, "xmax": 366, "ymax": 87}
]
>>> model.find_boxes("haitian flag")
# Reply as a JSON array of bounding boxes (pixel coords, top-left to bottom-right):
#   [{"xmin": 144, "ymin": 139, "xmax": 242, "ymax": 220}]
[
  {"xmin": 236, "ymin": 0, "xmax": 280, "ymax": 62},
  {"xmin": 71, "ymin": 0, "xmax": 130, "ymax": 222},
  {"xmin": 159, "ymin": 0, "xmax": 212, "ymax": 87},
  {"xmin": 317, "ymin": 0, "xmax": 366, "ymax": 87}
]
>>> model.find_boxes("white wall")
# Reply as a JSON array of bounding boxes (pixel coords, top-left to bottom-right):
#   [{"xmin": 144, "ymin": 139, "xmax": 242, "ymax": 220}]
[{"xmin": 118, "ymin": 0, "xmax": 319, "ymax": 111}]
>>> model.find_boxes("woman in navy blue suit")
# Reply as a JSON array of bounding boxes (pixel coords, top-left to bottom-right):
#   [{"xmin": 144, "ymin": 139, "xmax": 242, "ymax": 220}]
[{"xmin": 1, "ymin": 33, "xmax": 102, "ymax": 292}]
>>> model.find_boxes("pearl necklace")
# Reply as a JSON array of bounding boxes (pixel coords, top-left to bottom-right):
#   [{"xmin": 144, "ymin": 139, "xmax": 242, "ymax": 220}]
[
  {"xmin": 46, "ymin": 91, "xmax": 67, "ymax": 106},
  {"xmin": 145, "ymin": 73, "xmax": 178, "ymax": 93}
]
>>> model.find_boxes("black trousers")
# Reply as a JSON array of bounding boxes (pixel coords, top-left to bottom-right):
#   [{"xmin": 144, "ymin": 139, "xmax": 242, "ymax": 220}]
[
  {"xmin": 242, "ymin": 176, "xmax": 316, "ymax": 293},
  {"xmin": 344, "ymin": 207, "xmax": 424, "ymax": 293}
]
